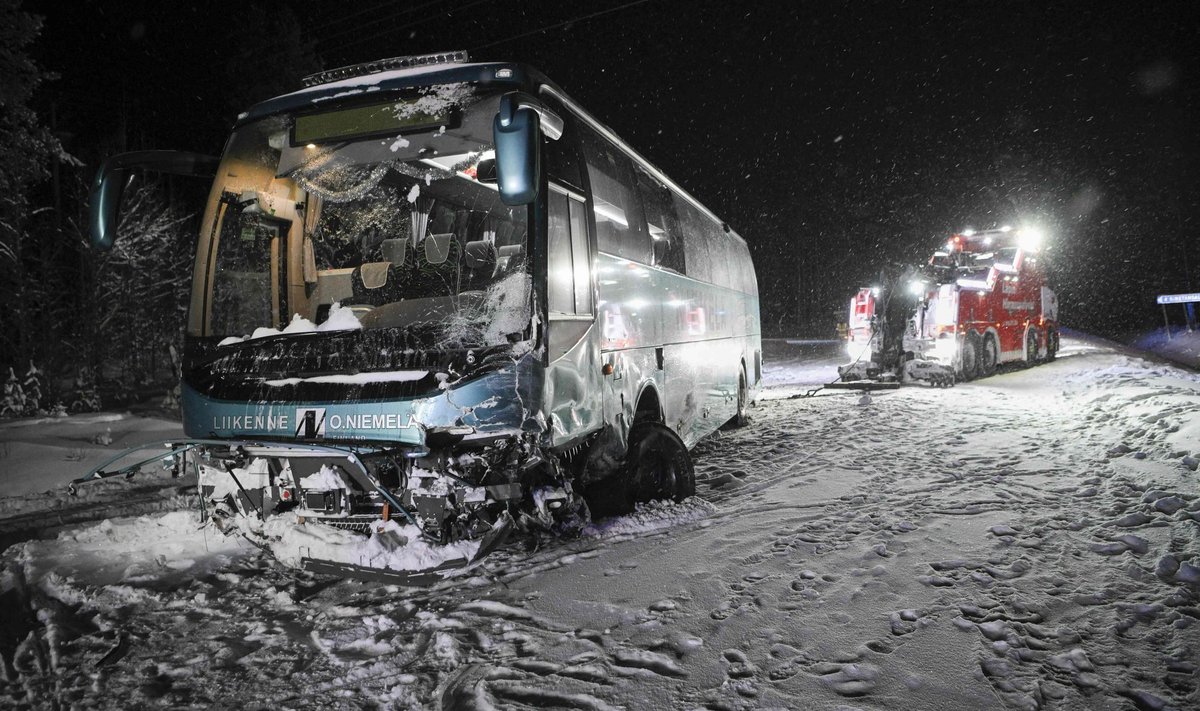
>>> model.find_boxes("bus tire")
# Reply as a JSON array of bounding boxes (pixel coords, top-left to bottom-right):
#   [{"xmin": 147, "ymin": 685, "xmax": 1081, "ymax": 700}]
[
  {"xmin": 1046, "ymin": 328, "xmax": 1059, "ymax": 361},
  {"xmin": 626, "ymin": 422, "xmax": 695, "ymax": 505},
  {"xmin": 980, "ymin": 333, "xmax": 999, "ymax": 377},
  {"xmin": 1026, "ymin": 328, "xmax": 1040, "ymax": 365},
  {"xmin": 960, "ymin": 331, "xmax": 981, "ymax": 381}
]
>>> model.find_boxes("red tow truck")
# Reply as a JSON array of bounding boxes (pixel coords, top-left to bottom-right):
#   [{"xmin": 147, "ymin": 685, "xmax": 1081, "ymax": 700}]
[{"xmin": 841, "ymin": 226, "xmax": 1059, "ymax": 385}]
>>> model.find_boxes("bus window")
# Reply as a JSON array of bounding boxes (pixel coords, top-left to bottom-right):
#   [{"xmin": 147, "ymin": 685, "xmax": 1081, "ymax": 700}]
[
  {"xmin": 672, "ymin": 194, "xmax": 713, "ymax": 283},
  {"xmin": 548, "ymin": 186, "xmax": 592, "ymax": 315},
  {"xmin": 581, "ymin": 128, "xmax": 649, "ymax": 264},
  {"xmin": 548, "ymin": 190, "xmax": 574, "ymax": 313},
  {"xmin": 211, "ymin": 206, "xmax": 286, "ymax": 334},
  {"xmin": 636, "ymin": 169, "xmax": 685, "ymax": 273},
  {"xmin": 544, "ymin": 118, "xmax": 583, "ymax": 194},
  {"xmin": 568, "ymin": 197, "xmax": 592, "ymax": 313}
]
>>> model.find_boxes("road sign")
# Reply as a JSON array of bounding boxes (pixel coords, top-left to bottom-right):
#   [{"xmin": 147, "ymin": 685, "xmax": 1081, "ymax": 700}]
[{"xmin": 1156, "ymin": 293, "xmax": 1200, "ymax": 305}]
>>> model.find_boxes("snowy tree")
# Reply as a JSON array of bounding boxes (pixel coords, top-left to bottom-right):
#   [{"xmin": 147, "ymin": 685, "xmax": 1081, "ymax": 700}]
[
  {"xmin": 0, "ymin": 0, "xmax": 64, "ymax": 368},
  {"xmin": 84, "ymin": 179, "xmax": 193, "ymax": 395},
  {"xmin": 69, "ymin": 365, "xmax": 100, "ymax": 414},
  {"xmin": 0, "ymin": 367, "xmax": 24, "ymax": 417}
]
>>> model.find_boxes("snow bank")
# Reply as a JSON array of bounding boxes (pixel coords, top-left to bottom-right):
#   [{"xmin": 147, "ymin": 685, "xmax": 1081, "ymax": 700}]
[
  {"xmin": 1132, "ymin": 326, "xmax": 1200, "ymax": 369},
  {"xmin": 10, "ymin": 510, "xmax": 249, "ymax": 591}
]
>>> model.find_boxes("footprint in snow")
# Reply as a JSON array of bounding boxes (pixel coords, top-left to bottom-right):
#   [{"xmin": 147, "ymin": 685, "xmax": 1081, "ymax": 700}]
[
  {"xmin": 721, "ymin": 649, "xmax": 758, "ymax": 679},
  {"xmin": 814, "ymin": 661, "xmax": 881, "ymax": 697}
]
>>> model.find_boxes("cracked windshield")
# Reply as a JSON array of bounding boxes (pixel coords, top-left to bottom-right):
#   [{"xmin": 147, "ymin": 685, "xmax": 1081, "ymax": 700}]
[{"xmin": 195, "ymin": 85, "xmax": 530, "ymax": 347}]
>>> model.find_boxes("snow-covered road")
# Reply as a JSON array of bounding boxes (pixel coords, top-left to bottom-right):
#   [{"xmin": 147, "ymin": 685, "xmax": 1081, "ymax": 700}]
[{"xmin": 2, "ymin": 336, "xmax": 1198, "ymax": 710}]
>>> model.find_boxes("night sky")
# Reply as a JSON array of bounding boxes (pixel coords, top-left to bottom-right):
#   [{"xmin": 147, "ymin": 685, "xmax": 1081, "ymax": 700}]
[{"xmin": 27, "ymin": 0, "xmax": 1200, "ymax": 338}]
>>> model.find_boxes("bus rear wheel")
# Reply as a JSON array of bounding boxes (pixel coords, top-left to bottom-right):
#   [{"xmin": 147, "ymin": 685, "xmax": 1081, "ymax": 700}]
[{"xmin": 1046, "ymin": 328, "xmax": 1059, "ymax": 361}]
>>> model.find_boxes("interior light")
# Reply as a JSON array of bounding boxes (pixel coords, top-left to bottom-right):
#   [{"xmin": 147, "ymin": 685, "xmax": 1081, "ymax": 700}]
[
  {"xmin": 962, "ymin": 229, "xmax": 975, "ymax": 237},
  {"xmin": 999, "ymin": 225, "xmax": 1012, "ymax": 232}
]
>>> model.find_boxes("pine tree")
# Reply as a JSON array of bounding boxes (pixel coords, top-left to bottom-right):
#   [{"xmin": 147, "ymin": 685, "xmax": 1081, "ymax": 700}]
[{"xmin": 0, "ymin": 0, "xmax": 64, "ymax": 380}]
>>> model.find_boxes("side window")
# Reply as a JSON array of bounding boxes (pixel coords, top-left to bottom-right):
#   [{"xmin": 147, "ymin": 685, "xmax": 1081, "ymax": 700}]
[
  {"xmin": 672, "ymin": 194, "xmax": 712, "ymax": 283},
  {"xmin": 548, "ymin": 190, "xmax": 574, "ymax": 313},
  {"xmin": 544, "ymin": 117, "xmax": 583, "ymax": 194},
  {"xmin": 568, "ymin": 197, "xmax": 592, "ymax": 313},
  {"xmin": 635, "ymin": 169, "xmax": 685, "ymax": 273},
  {"xmin": 709, "ymin": 235, "xmax": 734, "ymax": 291},
  {"xmin": 547, "ymin": 186, "xmax": 592, "ymax": 314},
  {"xmin": 581, "ymin": 128, "xmax": 650, "ymax": 264}
]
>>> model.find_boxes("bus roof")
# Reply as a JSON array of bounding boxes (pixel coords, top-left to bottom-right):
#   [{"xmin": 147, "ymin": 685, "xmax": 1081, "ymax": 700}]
[{"xmin": 238, "ymin": 59, "xmax": 744, "ymax": 247}]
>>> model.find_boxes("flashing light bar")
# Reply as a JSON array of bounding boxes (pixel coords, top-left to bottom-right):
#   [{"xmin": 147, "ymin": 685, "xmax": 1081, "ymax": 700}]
[{"xmin": 302, "ymin": 51, "xmax": 470, "ymax": 88}]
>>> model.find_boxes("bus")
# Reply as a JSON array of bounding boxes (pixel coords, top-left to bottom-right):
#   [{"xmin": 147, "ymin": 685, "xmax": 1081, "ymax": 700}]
[{"xmin": 85, "ymin": 52, "xmax": 761, "ymax": 574}]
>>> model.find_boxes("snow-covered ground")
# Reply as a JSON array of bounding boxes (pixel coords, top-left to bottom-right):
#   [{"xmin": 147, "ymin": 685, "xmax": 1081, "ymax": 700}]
[
  {"xmin": 1133, "ymin": 327, "xmax": 1200, "ymax": 370},
  {"xmin": 2, "ymin": 335, "xmax": 1199, "ymax": 709}
]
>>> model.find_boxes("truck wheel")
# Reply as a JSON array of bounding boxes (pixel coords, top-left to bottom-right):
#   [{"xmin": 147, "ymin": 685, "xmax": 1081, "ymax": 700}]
[
  {"xmin": 979, "ymin": 333, "xmax": 998, "ymax": 377},
  {"xmin": 960, "ymin": 331, "xmax": 981, "ymax": 381},
  {"xmin": 626, "ymin": 422, "xmax": 695, "ymax": 505},
  {"xmin": 1025, "ymin": 328, "xmax": 1040, "ymax": 364},
  {"xmin": 1046, "ymin": 328, "xmax": 1059, "ymax": 361}
]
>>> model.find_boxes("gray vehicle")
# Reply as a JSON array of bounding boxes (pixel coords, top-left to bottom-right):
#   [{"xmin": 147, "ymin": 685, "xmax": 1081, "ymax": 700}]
[{"xmin": 83, "ymin": 52, "xmax": 762, "ymax": 580}]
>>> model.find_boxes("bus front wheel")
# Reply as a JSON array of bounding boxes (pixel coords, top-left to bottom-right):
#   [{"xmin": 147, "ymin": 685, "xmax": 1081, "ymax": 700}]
[
  {"xmin": 627, "ymin": 422, "xmax": 695, "ymax": 505},
  {"xmin": 582, "ymin": 423, "xmax": 695, "ymax": 516}
]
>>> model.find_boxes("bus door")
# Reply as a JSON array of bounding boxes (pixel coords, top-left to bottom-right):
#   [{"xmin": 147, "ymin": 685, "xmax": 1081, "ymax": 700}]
[
  {"xmin": 208, "ymin": 192, "xmax": 291, "ymax": 335},
  {"xmin": 545, "ymin": 184, "xmax": 602, "ymax": 445}
]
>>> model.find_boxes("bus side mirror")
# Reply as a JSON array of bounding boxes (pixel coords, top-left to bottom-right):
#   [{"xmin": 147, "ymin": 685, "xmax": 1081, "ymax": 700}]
[
  {"xmin": 89, "ymin": 150, "xmax": 219, "ymax": 250},
  {"xmin": 493, "ymin": 94, "xmax": 542, "ymax": 206}
]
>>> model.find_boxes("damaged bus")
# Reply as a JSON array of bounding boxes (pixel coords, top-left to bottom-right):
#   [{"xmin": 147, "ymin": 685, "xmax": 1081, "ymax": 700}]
[{"xmin": 81, "ymin": 52, "xmax": 761, "ymax": 580}]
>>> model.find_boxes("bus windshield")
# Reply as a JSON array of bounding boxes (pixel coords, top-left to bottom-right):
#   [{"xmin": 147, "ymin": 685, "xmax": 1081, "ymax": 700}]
[{"xmin": 191, "ymin": 85, "xmax": 531, "ymax": 349}]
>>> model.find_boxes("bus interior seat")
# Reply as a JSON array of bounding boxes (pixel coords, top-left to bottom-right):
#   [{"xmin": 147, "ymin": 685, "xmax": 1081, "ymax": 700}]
[
  {"xmin": 381, "ymin": 237, "xmax": 409, "ymax": 267},
  {"xmin": 423, "ymin": 233, "xmax": 455, "ymax": 265},
  {"xmin": 412, "ymin": 233, "xmax": 461, "ymax": 297},
  {"xmin": 350, "ymin": 262, "xmax": 404, "ymax": 306},
  {"xmin": 359, "ymin": 262, "xmax": 391, "ymax": 289},
  {"xmin": 496, "ymin": 244, "xmax": 521, "ymax": 271},
  {"xmin": 462, "ymin": 240, "xmax": 498, "ymax": 291}
]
